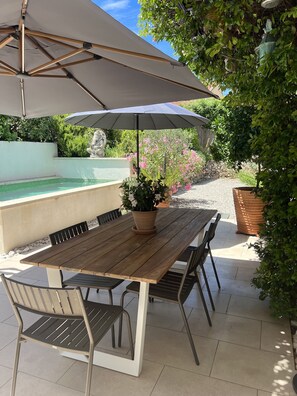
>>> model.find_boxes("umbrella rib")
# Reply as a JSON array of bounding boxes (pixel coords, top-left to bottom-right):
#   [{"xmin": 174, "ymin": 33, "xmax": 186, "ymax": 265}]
[
  {"xmin": 25, "ymin": 30, "xmax": 183, "ymax": 67},
  {"xmin": 32, "ymin": 58, "xmax": 96, "ymax": 75},
  {"xmin": 111, "ymin": 114, "xmax": 122, "ymax": 130},
  {"xmin": 28, "ymin": 48, "xmax": 86, "ymax": 75},
  {"xmin": 178, "ymin": 114, "xmax": 204, "ymax": 127},
  {"xmin": 163, "ymin": 114, "xmax": 177, "ymax": 129},
  {"xmin": 0, "ymin": 71, "xmax": 15, "ymax": 76},
  {"xmin": 150, "ymin": 114, "xmax": 157, "ymax": 130},
  {"xmin": 0, "ymin": 28, "xmax": 16, "ymax": 35},
  {"xmin": 26, "ymin": 35, "xmax": 106, "ymax": 108},
  {"xmin": 0, "ymin": 35, "xmax": 14, "ymax": 49},
  {"xmin": 0, "ymin": 60, "xmax": 18, "ymax": 74},
  {"xmin": 70, "ymin": 75, "xmax": 107, "ymax": 109}
]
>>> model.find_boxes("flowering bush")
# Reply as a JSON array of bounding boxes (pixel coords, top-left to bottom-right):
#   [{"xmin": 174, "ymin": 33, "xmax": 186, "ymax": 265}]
[
  {"xmin": 127, "ymin": 130, "xmax": 205, "ymax": 193},
  {"xmin": 120, "ymin": 174, "xmax": 167, "ymax": 211}
]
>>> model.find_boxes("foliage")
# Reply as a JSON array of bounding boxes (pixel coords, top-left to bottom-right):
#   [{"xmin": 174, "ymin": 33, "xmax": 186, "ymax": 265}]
[
  {"xmin": 182, "ymin": 99, "xmax": 259, "ymax": 170},
  {"xmin": 238, "ymin": 166, "xmax": 257, "ymax": 187},
  {"xmin": 104, "ymin": 129, "xmax": 125, "ymax": 157},
  {"xmin": 139, "ymin": 1, "xmax": 297, "ymax": 318},
  {"xmin": 52, "ymin": 115, "xmax": 93, "ymax": 157},
  {"xmin": 128, "ymin": 130, "xmax": 205, "ymax": 192},
  {"xmin": 120, "ymin": 174, "xmax": 167, "ymax": 211},
  {"xmin": 0, "ymin": 116, "xmax": 58, "ymax": 142},
  {"xmin": 223, "ymin": 105, "xmax": 260, "ymax": 170}
]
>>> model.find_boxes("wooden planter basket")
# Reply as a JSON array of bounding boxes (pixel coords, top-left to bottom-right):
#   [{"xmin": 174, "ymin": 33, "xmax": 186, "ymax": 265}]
[{"xmin": 233, "ymin": 187, "xmax": 265, "ymax": 236}]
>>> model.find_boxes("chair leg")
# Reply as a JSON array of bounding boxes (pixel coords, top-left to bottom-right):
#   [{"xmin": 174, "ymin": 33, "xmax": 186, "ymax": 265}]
[
  {"xmin": 209, "ymin": 247, "xmax": 221, "ymax": 289},
  {"xmin": 195, "ymin": 272, "xmax": 212, "ymax": 327},
  {"xmin": 178, "ymin": 302, "xmax": 199, "ymax": 365},
  {"xmin": 108, "ymin": 290, "xmax": 116, "ymax": 348},
  {"xmin": 11, "ymin": 331, "xmax": 22, "ymax": 396},
  {"xmin": 85, "ymin": 288, "xmax": 90, "ymax": 301},
  {"xmin": 123, "ymin": 310, "xmax": 134, "ymax": 360},
  {"xmin": 85, "ymin": 349, "xmax": 94, "ymax": 396},
  {"xmin": 201, "ymin": 265, "xmax": 216, "ymax": 311},
  {"xmin": 118, "ymin": 290, "xmax": 128, "ymax": 347}
]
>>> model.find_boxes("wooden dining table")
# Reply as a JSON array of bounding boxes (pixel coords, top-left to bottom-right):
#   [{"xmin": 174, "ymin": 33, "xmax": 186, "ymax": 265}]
[{"xmin": 21, "ymin": 207, "xmax": 216, "ymax": 376}]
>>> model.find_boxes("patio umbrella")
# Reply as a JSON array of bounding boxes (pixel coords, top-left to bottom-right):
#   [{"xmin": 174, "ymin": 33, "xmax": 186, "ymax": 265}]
[
  {"xmin": 65, "ymin": 102, "xmax": 209, "ymax": 176},
  {"xmin": 0, "ymin": 0, "xmax": 216, "ymax": 119}
]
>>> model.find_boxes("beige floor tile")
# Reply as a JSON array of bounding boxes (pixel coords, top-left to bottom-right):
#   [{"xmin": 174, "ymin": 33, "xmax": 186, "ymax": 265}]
[
  {"xmin": 228, "ymin": 295, "xmax": 289, "ymax": 324},
  {"xmin": 0, "ymin": 372, "xmax": 84, "ymax": 396},
  {"xmin": 58, "ymin": 359, "xmax": 163, "ymax": 396},
  {"xmin": 143, "ymin": 325, "xmax": 218, "ymax": 376},
  {"xmin": 16, "ymin": 266, "xmax": 49, "ymax": 281},
  {"xmin": 185, "ymin": 287, "xmax": 231, "ymax": 314},
  {"xmin": 261, "ymin": 321, "xmax": 293, "ymax": 356},
  {"xmin": 207, "ymin": 276, "xmax": 260, "ymax": 299},
  {"xmin": 0, "ymin": 323, "xmax": 16, "ymax": 350},
  {"xmin": 216, "ymin": 257, "xmax": 259, "ymax": 269},
  {"xmin": 0, "ymin": 295, "xmax": 14, "ymax": 322},
  {"xmin": 125, "ymin": 298, "xmax": 192, "ymax": 332},
  {"xmin": 0, "ymin": 364, "xmax": 11, "ymax": 387},
  {"xmin": 187, "ymin": 310, "xmax": 261, "ymax": 348},
  {"xmin": 152, "ymin": 366, "xmax": 257, "ymax": 396},
  {"xmin": 257, "ymin": 390, "xmax": 289, "ymax": 396},
  {"xmin": 211, "ymin": 341, "xmax": 296, "ymax": 395},
  {"xmin": 204, "ymin": 261, "xmax": 238, "ymax": 280},
  {"xmin": 236, "ymin": 267, "xmax": 257, "ymax": 281},
  {"xmin": 0, "ymin": 340, "xmax": 75, "ymax": 382}
]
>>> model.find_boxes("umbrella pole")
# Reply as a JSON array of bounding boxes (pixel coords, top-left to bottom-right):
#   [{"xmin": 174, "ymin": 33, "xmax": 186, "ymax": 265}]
[{"xmin": 135, "ymin": 114, "xmax": 140, "ymax": 178}]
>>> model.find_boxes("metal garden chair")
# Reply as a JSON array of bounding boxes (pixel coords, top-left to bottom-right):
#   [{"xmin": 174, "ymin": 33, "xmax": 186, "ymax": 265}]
[
  {"xmin": 49, "ymin": 220, "xmax": 123, "ymax": 347},
  {"xmin": 178, "ymin": 213, "xmax": 222, "ymax": 291},
  {"xmin": 1, "ymin": 274, "xmax": 134, "ymax": 396},
  {"xmin": 118, "ymin": 231, "xmax": 211, "ymax": 365},
  {"xmin": 97, "ymin": 208, "xmax": 122, "ymax": 225}
]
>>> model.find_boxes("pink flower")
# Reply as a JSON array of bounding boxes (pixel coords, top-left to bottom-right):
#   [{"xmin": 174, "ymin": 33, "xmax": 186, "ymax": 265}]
[
  {"xmin": 185, "ymin": 183, "xmax": 192, "ymax": 191},
  {"xmin": 171, "ymin": 185, "xmax": 178, "ymax": 194},
  {"xmin": 139, "ymin": 161, "xmax": 147, "ymax": 169}
]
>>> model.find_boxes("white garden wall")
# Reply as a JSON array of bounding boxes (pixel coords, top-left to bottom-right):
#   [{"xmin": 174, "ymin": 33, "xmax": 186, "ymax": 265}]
[
  {"xmin": 0, "ymin": 141, "xmax": 130, "ymax": 183},
  {"xmin": 0, "ymin": 141, "xmax": 57, "ymax": 182},
  {"xmin": 54, "ymin": 157, "xmax": 130, "ymax": 180}
]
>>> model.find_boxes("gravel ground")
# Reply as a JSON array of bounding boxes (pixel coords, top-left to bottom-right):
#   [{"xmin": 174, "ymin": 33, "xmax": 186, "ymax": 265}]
[{"xmin": 171, "ymin": 177, "xmax": 244, "ymax": 219}]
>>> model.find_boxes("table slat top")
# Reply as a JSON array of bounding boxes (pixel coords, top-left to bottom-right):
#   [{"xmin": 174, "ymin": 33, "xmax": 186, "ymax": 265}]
[{"xmin": 21, "ymin": 208, "xmax": 216, "ymax": 283}]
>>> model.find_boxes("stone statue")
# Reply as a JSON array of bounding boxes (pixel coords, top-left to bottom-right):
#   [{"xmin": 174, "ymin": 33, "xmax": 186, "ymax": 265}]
[{"xmin": 87, "ymin": 129, "xmax": 106, "ymax": 158}]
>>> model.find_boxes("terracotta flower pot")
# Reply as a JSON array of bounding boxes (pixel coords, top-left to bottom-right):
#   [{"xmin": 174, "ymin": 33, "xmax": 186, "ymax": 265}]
[
  {"xmin": 132, "ymin": 210, "xmax": 158, "ymax": 234},
  {"xmin": 233, "ymin": 187, "xmax": 265, "ymax": 236}
]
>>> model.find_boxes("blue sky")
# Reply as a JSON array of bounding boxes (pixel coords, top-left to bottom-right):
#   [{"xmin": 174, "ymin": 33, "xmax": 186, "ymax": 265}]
[{"xmin": 93, "ymin": 0, "xmax": 176, "ymax": 59}]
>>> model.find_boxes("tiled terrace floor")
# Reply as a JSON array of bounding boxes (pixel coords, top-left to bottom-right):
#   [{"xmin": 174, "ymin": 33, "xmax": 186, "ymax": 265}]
[{"xmin": 0, "ymin": 218, "xmax": 296, "ymax": 395}]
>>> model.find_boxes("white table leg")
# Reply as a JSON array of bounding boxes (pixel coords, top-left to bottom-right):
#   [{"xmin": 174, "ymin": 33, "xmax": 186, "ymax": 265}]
[
  {"xmin": 62, "ymin": 280, "xmax": 149, "ymax": 376},
  {"xmin": 46, "ymin": 268, "xmax": 62, "ymax": 287}
]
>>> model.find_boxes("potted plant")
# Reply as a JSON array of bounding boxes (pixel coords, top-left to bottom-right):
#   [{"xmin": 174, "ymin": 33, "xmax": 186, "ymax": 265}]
[
  {"xmin": 120, "ymin": 174, "xmax": 167, "ymax": 233},
  {"xmin": 217, "ymin": 105, "xmax": 265, "ymax": 236}
]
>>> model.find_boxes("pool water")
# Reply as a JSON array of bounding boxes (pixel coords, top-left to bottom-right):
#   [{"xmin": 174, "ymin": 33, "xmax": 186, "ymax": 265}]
[{"xmin": 0, "ymin": 178, "xmax": 114, "ymax": 201}]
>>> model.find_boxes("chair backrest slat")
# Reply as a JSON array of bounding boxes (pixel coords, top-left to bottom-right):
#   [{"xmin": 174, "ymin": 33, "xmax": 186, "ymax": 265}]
[
  {"xmin": 188, "ymin": 231, "xmax": 209, "ymax": 276},
  {"xmin": 2, "ymin": 275, "xmax": 83, "ymax": 317},
  {"xmin": 207, "ymin": 213, "xmax": 221, "ymax": 243},
  {"xmin": 49, "ymin": 221, "xmax": 88, "ymax": 246},
  {"xmin": 97, "ymin": 209, "xmax": 122, "ymax": 225}
]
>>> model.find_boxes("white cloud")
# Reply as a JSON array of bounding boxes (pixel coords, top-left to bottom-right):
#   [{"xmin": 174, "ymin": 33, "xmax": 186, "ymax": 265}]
[{"xmin": 100, "ymin": 0, "xmax": 130, "ymax": 11}]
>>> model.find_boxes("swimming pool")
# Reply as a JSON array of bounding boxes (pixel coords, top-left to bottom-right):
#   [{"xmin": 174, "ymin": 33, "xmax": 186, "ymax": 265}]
[
  {"xmin": 0, "ymin": 178, "xmax": 122, "ymax": 253},
  {"xmin": 0, "ymin": 178, "xmax": 114, "ymax": 201}
]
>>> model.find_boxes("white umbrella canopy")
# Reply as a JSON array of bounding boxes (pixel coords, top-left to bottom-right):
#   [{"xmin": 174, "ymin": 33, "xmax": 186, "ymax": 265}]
[
  {"xmin": 65, "ymin": 103, "xmax": 209, "ymax": 130},
  {"xmin": 66, "ymin": 102, "xmax": 209, "ymax": 176},
  {"xmin": 0, "ymin": 0, "xmax": 216, "ymax": 119}
]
